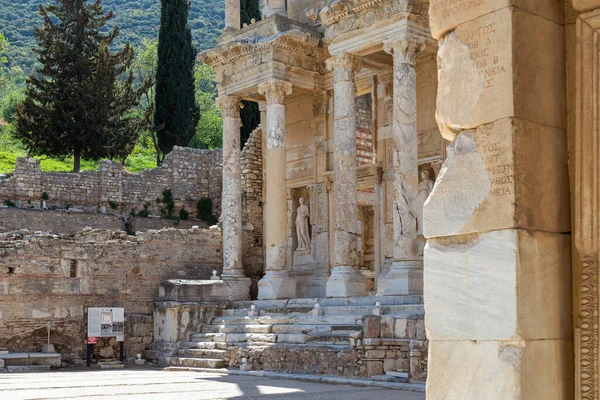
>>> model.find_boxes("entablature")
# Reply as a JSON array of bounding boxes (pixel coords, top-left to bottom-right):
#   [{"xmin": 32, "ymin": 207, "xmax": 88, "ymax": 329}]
[
  {"xmin": 199, "ymin": 16, "xmax": 328, "ymax": 98},
  {"xmin": 310, "ymin": 0, "xmax": 429, "ymax": 46}
]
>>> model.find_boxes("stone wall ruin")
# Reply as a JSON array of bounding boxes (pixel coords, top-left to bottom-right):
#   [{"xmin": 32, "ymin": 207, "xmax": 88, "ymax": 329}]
[{"xmin": 0, "ymin": 227, "xmax": 222, "ymax": 363}]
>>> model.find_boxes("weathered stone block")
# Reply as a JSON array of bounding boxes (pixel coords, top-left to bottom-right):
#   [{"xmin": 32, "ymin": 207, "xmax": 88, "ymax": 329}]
[
  {"xmin": 425, "ymin": 229, "xmax": 571, "ymax": 341},
  {"xmin": 362, "ymin": 316, "xmax": 381, "ymax": 338},
  {"xmin": 426, "ymin": 339, "xmax": 572, "ymax": 399},
  {"xmin": 429, "ymin": 0, "xmax": 563, "ymax": 40},
  {"xmin": 435, "ymin": 8, "xmax": 565, "ymax": 138},
  {"xmin": 366, "ymin": 361, "xmax": 383, "ymax": 377},
  {"xmin": 424, "ymin": 118, "xmax": 568, "ymax": 238},
  {"xmin": 395, "ymin": 318, "xmax": 407, "ymax": 339},
  {"xmin": 380, "ymin": 316, "xmax": 395, "ymax": 338}
]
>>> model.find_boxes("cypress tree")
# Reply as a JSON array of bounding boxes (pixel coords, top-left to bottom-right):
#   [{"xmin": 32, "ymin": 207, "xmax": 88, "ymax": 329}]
[
  {"xmin": 15, "ymin": 0, "xmax": 152, "ymax": 172},
  {"xmin": 154, "ymin": 0, "xmax": 199, "ymax": 162},
  {"xmin": 240, "ymin": 0, "xmax": 261, "ymax": 26}
]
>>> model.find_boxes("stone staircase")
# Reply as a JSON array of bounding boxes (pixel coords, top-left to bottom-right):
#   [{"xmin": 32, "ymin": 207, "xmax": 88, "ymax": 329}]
[{"xmin": 164, "ymin": 296, "xmax": 426, "ymax": 380}]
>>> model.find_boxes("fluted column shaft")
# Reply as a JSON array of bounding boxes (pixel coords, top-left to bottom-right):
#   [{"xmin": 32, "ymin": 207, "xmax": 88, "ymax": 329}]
[
  {"xmin": 325, "ymin": 53, "xmax": 367, "ymax": 298},
  {"xmin": 257, "ymin": 79, "xmax": 295, "ymax": 300},
  {"xmin": 382, "ymin": 33, "xmax": 426, "ymax": 295}
]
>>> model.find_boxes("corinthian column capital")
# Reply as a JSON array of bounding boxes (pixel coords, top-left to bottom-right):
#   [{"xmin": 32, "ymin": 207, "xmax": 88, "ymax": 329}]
[
  {"xmin": 258, "ymin": 79, "xmax": 293, "ymax": 105},
  {"xmin": 384, "ymin": 33, "xmax": 426, "ymax": 66},
  {"xmin": 326, "ymin": 53, "xmax": 363, "ymax": 82},
  {"xmin": 216, "ymin": 96, "xmax": 242, "ymax": 118}
]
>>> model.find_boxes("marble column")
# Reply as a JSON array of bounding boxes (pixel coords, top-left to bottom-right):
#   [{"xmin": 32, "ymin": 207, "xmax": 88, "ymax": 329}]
[
  {"xmin": 382, "ymin": 33, "xmax": 426, "ymax": 295},
  {"xmin": 256, "ymin": 79, "xmax": 295, "ymax": 300},
  {"xmin": 224, "ymin": 0, "xmax": 240, "ymax": 34},
  {"xmin": 325, "ymin": 53, "xmax": 367, "ymax": 298},
  {"xmin": 216, "ymin": 95, "xmax": 251, "ymax": 300},
  {"xmin": 263, "ymin": 0, "xmax": 287, "ymax": 18}
]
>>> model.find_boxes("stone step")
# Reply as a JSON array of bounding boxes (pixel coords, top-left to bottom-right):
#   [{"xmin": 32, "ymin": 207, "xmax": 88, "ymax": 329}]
[
  {"xmin": 258, "ymin": 307, "xmax": 314, "ymax": 315},
  {"xmin": 230, "ymin": 295, "xmax": 423, "ymax": 309},
  {"xmin": 224, "ymin": 333, "xmax": 277, "ymax": 343},
  {"xmin": 270, "ymin": 324, "xmax": 359, "ymax": 334},
  {"xmin": 211, "ymin": 316, "xmax": 291, "ymax": 325},
  {"xmin": 321, "ymin": 305, "xmax": 424, "ymax": 316},
  {"xmin": 221, "ymin": 304, "xmax": 424, "ymax": 317},
  {"xmin": 304, "ymin": 332, "xmax": 357, "ymax": 345},
  {"xmin": 202, "ymin": 324, "xmax": 273, "ymax": 334},
  {"xmin": 293, "ymin": 315, "xmax": 362, "ymax": 325},
  {"xmin": 180, "ymin": 341, "xmax": 229, "ymax": 350},
  {"xmin": 6, "ymin": 365, "xmax": 51, "ymax": 372},
  {"xmin": 189, "ymin": 333, "xmax": 226, "ymax": 342},
  {"xmin": 166, "ymin": 357, "xmax": 225, "ymax": 369},
  {"xmin": 179, "ymin": 348, "xmax": 228, "ymax": 359}
]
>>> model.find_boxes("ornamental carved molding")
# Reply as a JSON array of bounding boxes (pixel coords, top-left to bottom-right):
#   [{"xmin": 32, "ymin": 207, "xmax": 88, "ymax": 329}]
[
  {"xmin": 579, "ymin": 255, "xmax": 599, "ymax": 400},
  {"xmin": 574, "ymin": 10, "xmax": 600, "ymax": 400},
  {"xmin": 216, "ymin": 96, "xmax": 242, "ymax": 118},
  {"xmin": 326, "ymin": 53, "xmax": 363, "ymax": 82},
  {"xmin": 257, "ymin": 80, "xmax": 292, "ymax": 105},
  {"xmin": 384, "ymin": 34, "xmax": 426, "ymax": 66},
  {"xmin": 310, "ymin": 0, "xmax": 429, "ymax": 43},
  {"xmin": 311, "ymin": 92, "xmax": 330, "ymax": 117}
]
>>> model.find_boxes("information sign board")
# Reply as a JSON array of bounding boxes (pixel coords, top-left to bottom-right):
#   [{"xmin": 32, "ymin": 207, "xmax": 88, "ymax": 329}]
[{"xmin": 87, "ymin": 308, "xmax": 124, "ymax": 342}]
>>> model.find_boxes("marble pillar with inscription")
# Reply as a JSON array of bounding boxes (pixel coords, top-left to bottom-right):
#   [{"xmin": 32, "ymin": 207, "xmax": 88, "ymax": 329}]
[
  {"xmin": 325, "ymin": 53, "xmax": 367, "ymax": 298},
  {"xmin": 257, "ymin": 79, "xmax": 296, "ymax": 300},
  {"xmin": 379, "ymin": 33, "xmax": 426, "ymax": 296},
  {"xmin": 217, "ymin": 95, "xmax": 251, "ymax": 300},
  {"xmin": 424, "ymin": 2, "xmax": 571, "ymax": 399}
]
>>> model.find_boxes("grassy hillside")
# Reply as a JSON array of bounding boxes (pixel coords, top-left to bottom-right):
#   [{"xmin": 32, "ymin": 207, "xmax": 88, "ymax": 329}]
[{"xmin": 0, "ymin": 0, "xmax": 225, "ymax": 73}]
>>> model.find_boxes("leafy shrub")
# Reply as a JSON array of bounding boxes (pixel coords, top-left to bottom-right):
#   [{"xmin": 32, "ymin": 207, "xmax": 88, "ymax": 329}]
[
  {"xmin": 196, "ymin": 198, "xmax": 218, "ymax": 224},
  {"xmin": 3, "ymin": 199, "xmax": 15, "ymax": 207},
  {"xmin": 138, "ymin": 203, "xmax": 150, "ymax": 218},
  {"xmin": 41, "ymin": 191, "xmax": 49, "ymax": 200},
  {"xmin": 108, "ymin": 200, "xmax": 118, "ymax": 209},
  {"xmin": 179, "ymin": 208, "xmax": 189, "ymax": 220},
  {"xmin": 158, "ymin": 188, "xmax": 175, "ymax": 219}
]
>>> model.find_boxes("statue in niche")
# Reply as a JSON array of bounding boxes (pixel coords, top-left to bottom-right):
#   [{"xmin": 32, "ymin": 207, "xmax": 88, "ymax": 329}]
[
  {"xmin": 417, "ymin": 170, "xmax": 434, "ymax": 235},
  {"xmin": 295, "ymin": 197, "xmax": 311, "ymax": 251}
]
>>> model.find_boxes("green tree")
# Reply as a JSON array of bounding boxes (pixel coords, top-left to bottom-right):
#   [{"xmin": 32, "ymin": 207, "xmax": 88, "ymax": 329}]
[
  {"xmin": 154, "ymin": 0, "xmax": 199, "ymax": 162},
  {"xmin": 189, "ymin": 63, "xmax": 222, "ymax": 150},
  {"xmin": 14, "ymin": 0, "xmax": 152, "ymax": 172},
  {"xmin": 0, "ymin": 32, "xmax": 9, "ymax": 90},
  {"xmin": 133, "ymin": 38, "xmax": 161, "ymax": 162}
]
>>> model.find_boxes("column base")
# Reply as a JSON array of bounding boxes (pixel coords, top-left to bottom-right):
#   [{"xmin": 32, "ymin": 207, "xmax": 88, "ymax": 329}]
[
  {"xmin": 257, "ymin": 270, "xmax": 296, "ymax": 300},
  {"xmin": 375, "ymin": 265, "xmax": 390, "ymax": 296},
  {"xmin": 382, "ymin": 260, "xmax": 423, "ymax": 295},
  {"xmin": 263, "ymin": 9, "xmax": 287, "ymax": 18},
  {"xmin": 222, "ymin": 275, "xmax": 251, "ymax": 301},
  {"xmin": 218, "ymin": 28, "xmax": 238, "ymax": 42},
  {"xmin": 325, "ymin": 266, "xmax": 367, "ymax": 297}
]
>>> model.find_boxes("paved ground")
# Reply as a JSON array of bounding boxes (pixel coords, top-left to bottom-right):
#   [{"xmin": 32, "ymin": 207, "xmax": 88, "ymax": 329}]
[{"xmin": 0, "ymin": 368, "xmax": 425, "ymax": 400}]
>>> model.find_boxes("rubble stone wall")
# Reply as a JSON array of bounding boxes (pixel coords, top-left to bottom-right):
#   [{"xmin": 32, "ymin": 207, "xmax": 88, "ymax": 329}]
[
  {"xmin": 0, "ymin": 227, "xmax": 222, "ymax": 363},
  {"xmin": 0, "ymin": 147, "xmax": 223, "ymax": 217},
  {"xmin": 241, "ymin": 127, "xmax": 264, "ymax": 297}
]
